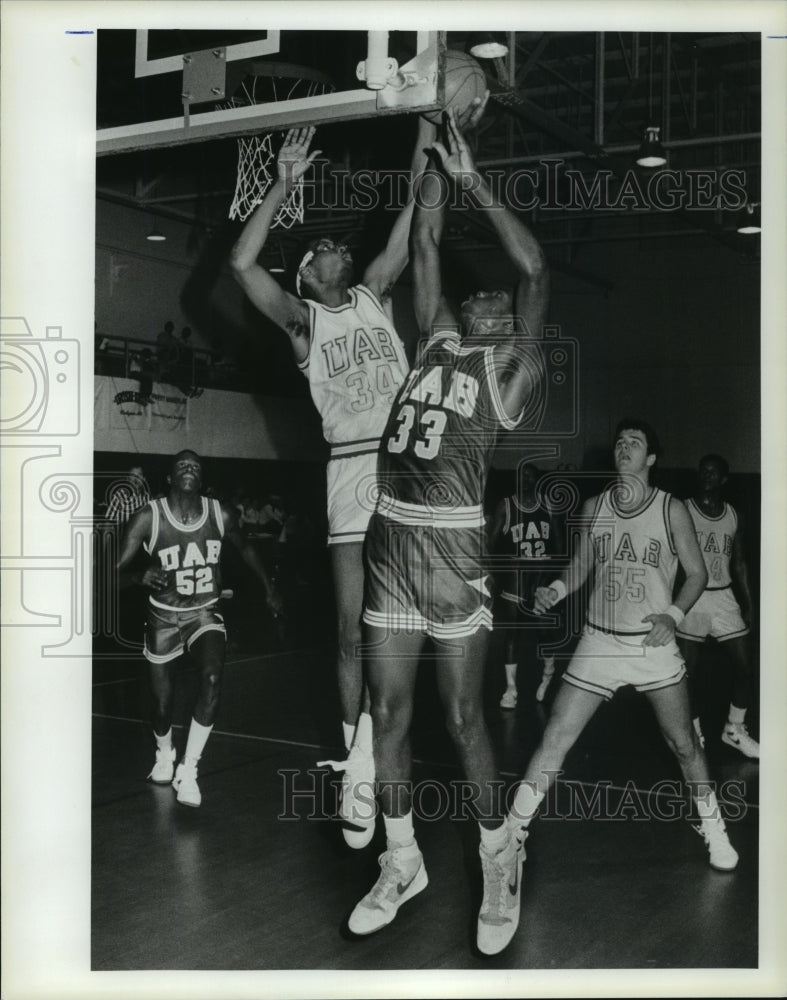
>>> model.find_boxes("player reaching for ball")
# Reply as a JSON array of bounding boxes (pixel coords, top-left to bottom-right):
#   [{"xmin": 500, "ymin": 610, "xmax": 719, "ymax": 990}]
[
  {"xmin": 117, "ymin": 450, "xmax": 282, "ymax": 807},
  {"xmin": 229, "ymin": 104, "xmax": 486, "ymax": 849},
  {"xmin": 350, "ymin": 109, "xmax": 548, "ymax": 955}
]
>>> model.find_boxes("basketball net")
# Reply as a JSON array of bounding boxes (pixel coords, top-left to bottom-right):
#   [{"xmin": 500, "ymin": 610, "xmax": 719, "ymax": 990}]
[{"xmin": 219, "ymin": 71, "xmax": 334, "ymax": 225}]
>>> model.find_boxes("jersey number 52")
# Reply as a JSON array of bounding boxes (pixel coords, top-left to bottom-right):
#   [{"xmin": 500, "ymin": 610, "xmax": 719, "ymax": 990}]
[{"xmin": 176, "ymin": 567, "xmax": 214, "ymax": 595}]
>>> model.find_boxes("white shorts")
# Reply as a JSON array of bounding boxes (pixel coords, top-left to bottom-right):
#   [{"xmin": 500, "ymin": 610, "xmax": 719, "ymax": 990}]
[
  {"xmin": 563, "ymin": 625, "xmax": 686, "ymax": 701},
  {"xmin": 326, "ymin": 451, "xmax": 378, "ymax": 546},
  {"xmin": 676, "ymin": 587, "xmax": 749, "ymax": 643}
]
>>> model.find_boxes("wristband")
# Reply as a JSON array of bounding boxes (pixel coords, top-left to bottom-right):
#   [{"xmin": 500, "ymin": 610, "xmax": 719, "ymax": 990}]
[
  {"xmin": 664, "ymin": 604, "xmax": 685, "ymax": 626},
  {"xmin": 548, "ymin": 579, "xmax": 567, "ymax": 603}
]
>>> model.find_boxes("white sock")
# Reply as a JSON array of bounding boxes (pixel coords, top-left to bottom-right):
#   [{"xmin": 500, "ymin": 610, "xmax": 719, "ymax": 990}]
[
  {"xmin": 695, "ymin": 789, "xmax": 720, "ymax": 822},
  {"xmin": 355, "ymin": 712, "xmax": 373, "ymax": 753},
  {"xmin": 184, "ymin": 718, "xmax": 212, "ymax": 765},
  {"xmin": 727, "ymin": 705, "xmax": 746, "ymax": 727},
  {"xmin": 384, "ymin": 812, "xmax": 416, "ymax": 849},
  {"xmin": 509, "ymin": 781, "xmax": 545, "ymax": 830},
  {"xmin": 154, "ymin": 727, "xmax": 172, "ymax": 750},
  {"xmin": 342, "ymin": 721, "xmax": 355, "ymax": 752},
  {"xmin": 479, "ymin": 821, "xmax": 508, "ymax": 854},
  {"xmin": 542, "ymin": 657, "xmax": 555, "ymax": 678},
  {"xmin": 504, "ymin": 663, "xmax": 517, "ymax": 689}
]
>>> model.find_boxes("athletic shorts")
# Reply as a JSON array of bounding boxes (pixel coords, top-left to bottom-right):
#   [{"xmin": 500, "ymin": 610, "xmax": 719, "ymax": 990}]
[
  {"xmin": 326, "ymin": 452, "xmax": 378, "ymax": 546},
  {"xmin": 363, "ymin": 512, "xmax": 493, "ymax": 640},
  {"xmin": 562, "ymin": 625, "xmax": 686, "ymax": 701},
  {"xmin": 144, "ymin": 601, "xmax": 226, "ymax": 664},
  {"xmin": 676, "ymin": 587, "xmax": 749, "ymax": 643}
]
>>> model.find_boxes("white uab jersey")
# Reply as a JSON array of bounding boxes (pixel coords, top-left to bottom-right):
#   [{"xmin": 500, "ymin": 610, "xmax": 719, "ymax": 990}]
[
  {"xmin": 685, "ymin": 499, "xmax": 737, "ymax": 589},
  {"xmin": 586, "ymin": 487, "xmax": 678, "ymax": 636},
  {"xmin": 298, "ymin": 284, "xmax": 409, "ymax": 458}
]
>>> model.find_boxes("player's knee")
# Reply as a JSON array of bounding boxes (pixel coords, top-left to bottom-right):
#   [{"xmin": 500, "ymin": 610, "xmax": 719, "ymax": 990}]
[
  {"xmin": 371, "ymin": 696, "xmax": 409, "ymax": 739},
  {"xmin": 443, "ymin": 701, "xmax": 483, "ymax": 744}
]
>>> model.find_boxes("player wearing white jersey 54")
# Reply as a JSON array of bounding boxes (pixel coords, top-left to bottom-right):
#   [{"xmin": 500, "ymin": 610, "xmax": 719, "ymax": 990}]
[{"xmin": 676, "ymin": 454, "xmax": 759, "ymax": 759}]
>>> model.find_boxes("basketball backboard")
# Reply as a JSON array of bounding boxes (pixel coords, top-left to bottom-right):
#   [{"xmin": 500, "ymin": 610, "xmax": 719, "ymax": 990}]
[{"xmin": 96, "ymin": 29, "xmax": 445, "ymax": 156}]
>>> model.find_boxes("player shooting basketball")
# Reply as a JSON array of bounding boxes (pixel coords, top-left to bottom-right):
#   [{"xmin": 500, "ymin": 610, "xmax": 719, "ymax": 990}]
[
  {"xmin": 351, "ymin": 109, "xmax": 549, "ymax": 955},
  {"xmin": 230, "ymin": 110, "xmax": 490, "ymax": 850}
]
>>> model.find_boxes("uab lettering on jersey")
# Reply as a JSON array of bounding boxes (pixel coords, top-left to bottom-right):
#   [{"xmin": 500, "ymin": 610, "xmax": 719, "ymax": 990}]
[
  {"xmin": 696, "ymin": 530, "xmax": 733, "ymax": 557},
  {"xmin": 387, "ymin": 366, "xmax": 480, "ymax": 460},
  {"xmin": 321, "ymin": 327, "xmax": 400, "ymax": 376},
  {"xmin": 593, "ymin": 531, "xmax": 662, "ymax": 605},
  {"xmin": 158, "ymin": 539, "xmax": 221, "ymax": 596},
  {"xmin": 512, "ymin": 520, "xmax": 550, "ymax": 558}
]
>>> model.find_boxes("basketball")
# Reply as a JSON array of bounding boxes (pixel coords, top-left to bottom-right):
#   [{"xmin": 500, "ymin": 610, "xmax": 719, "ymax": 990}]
[{"xmin": 422, "ymin": 50, "xmax": 487, "ymax": 126}]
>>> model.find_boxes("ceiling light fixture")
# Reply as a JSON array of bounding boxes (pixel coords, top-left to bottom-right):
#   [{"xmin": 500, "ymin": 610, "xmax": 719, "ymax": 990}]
[
  {"xmin": 146, "ymin": 224, "xmax": 166, "ymax": 242},
  {"xmin": 467, "ymin": 32, "xmax": 509, "ymax": 59},
  {"xmin": 636, "ymin": 126, "xmax": 667, "ymax": 168}
]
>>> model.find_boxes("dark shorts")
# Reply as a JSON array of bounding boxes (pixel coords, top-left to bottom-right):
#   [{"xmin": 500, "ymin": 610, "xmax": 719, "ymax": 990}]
[
  {"xmin": 362, "ymin": 513, "xmax": 493, "ymax": 639},
  {"xmin": 144, "ymin": 601, "xmax": 226, "ymax": 664}
]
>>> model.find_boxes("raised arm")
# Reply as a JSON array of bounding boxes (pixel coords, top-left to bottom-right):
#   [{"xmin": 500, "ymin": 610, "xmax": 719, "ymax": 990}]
[
  {"xmin": 431, "ymin": 110, "xmax": 549, "ymax": 417},
  {"xmin": 411, "ymin": 160, "xmax": 456, "ymax": 335},
  {"xmin": 363, "ymin": 98, "xmax": 487, "ymax": 306},
  {"xmin": 642, "ymin": 497, "xmax": 708, "ymax": 647},
  {"xmin": 230, "ymin": 127, "xmax": 320, "ymax": 361},
  {"xmin": 362, "ymin": 116, "xmax": 437, "ymax": 303}
]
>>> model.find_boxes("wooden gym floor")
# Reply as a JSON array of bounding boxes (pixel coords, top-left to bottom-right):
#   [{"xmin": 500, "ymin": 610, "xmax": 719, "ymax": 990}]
[{"xmin": 92, "ymin": 606, "xmax": 759, "ymax": 971}]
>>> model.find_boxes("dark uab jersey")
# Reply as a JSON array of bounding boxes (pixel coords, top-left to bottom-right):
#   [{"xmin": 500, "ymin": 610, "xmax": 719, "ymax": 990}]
[
  {"xmin": 494, "ymin": 495, "xmax": 556, "ymax": 597},
  {"xmin": 143, "ymin": 496, "xmax": 224, "ymax": 610},
  {"xmin": 496, "ymin": 496, "xmax": 556, "ymax": 561},
  {"xmin": 376, "ymin": 331, "xmax": 523, "ymax": 528}
]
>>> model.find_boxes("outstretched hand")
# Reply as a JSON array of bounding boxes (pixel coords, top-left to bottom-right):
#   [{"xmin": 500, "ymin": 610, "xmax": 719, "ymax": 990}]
[
  {"xmin": 277, "ymin": 126, "xmax": 322, "ymax": 184},
  {"xmin": 430, "ymin": 108, "xmax": 479, "ymax": 185}
]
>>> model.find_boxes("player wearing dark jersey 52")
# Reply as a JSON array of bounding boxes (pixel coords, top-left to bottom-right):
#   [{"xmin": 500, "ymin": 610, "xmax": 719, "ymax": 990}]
[{"xmin": 117, "ymin": 450, "xmax": 282, "ymax": 807}]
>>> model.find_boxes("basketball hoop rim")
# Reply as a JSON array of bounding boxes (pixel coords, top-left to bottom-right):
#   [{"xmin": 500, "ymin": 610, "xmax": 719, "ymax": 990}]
[{"xmin": 236, "ymin": 60, "xmax": 335, "ymax": 91}]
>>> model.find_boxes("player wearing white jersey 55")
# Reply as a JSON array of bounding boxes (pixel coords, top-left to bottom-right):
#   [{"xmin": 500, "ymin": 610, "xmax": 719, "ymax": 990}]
[{"xmin": 506, "ymin": 420, "xmax": 739, "ymax": 889}]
